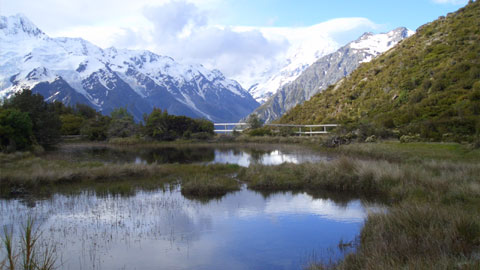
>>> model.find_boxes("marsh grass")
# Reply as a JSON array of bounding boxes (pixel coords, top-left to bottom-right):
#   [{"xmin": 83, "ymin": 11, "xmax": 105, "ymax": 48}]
[
  {"xmin": 239, "ymin": 143, "xmax": 480, "ymax": 269},
  {"xmin": 2, "ymin": 141, "xmax": 480, "ymax": 269},
  {"xmin": 104, "ymin": 134, "xmax": 327, "ymax": 146},
  {"xmin": 0, "ymin": 153, "xmax": 241, "ymax": 199},
  {"xmin": 1, "ymin": 217, "xmax": 57, "ymax": 270},
  {"xmin": 337, "ymin": 141, "xmax": 480, "ymax": 163},
  {"xmin": 181, "ymin": 175, "xmax": 240, "ymax": 198}
]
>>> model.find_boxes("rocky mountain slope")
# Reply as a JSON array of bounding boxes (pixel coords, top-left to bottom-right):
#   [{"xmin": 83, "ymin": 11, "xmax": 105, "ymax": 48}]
[
  {"xmin": 0, "ymin": 15, "xmax": 259, "ymax": 122},
  {"xmin": 245, "ymin": 27, "xmax": 338, "ymax": 103},
  {"xmin": 280, "ymin": 1, "xmax": 480, "ymax": 140},
  {"xmin": 251, "ymin": 28, "xmax": 413, "ymax": 123}
]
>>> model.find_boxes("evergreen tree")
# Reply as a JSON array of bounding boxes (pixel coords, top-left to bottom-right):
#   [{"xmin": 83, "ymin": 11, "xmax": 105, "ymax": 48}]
[{"xmin": 0, "ymin": 108, "xmax": 33, "ymax": 151}]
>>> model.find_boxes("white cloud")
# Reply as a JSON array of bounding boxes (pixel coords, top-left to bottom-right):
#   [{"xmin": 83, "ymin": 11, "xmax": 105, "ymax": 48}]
[
  {"xmin": 108, "ymin": 2, "xmax": 379, "ymax": 87},
  {"xmin": 143, "ymin": 1, "xmax": 207, "ymax": 39},
  {"xmin": 3, "ymin": 0, "xmax": 381, "ymax": 89}
]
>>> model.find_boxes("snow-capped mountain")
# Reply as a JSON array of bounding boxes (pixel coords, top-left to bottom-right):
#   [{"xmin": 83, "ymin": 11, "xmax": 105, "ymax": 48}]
[
  {"xmin": 0, "ymin": 14, "xmax": 259, "ymax": 122},
  {"xmin": 242, "ymin": 25, "xmax": 338, "ymax": 103},
  {"xmin": 249, "ymin": 27, "xmax": 414, "ymax": 123}
]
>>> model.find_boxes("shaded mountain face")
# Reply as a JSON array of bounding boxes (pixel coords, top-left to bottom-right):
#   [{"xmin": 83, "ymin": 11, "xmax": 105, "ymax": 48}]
[
  {"xmin": 280, "ymin": 1, "xmax": 480, "ymax": 140},
  {"xmin": 0, "ymin": 15, "xmax": 259, "ymax": 122},
  {"xmin": 250, "ymin": 27, "xmax": 413, "ymax": 123}
]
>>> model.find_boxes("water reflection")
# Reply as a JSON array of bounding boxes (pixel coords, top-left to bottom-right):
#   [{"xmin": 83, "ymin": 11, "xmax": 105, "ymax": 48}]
[
  {"xmin": 212, "ymin": 149, "xmax": 327, "ymax": 166},
  {"xmin": 46, "ymin": 144, "xmax": 329, "ymax": 167},
  {"xmin": 0, "ymin": 189, "xmax": 375, "ymax": 270}
]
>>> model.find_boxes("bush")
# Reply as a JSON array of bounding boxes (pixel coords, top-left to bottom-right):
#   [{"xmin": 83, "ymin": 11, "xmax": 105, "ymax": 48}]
[
  {"xmin": 190, "ymin": 132, "xmax": 213, "ymax": 140},
  {"xmin": 247, "ymin": 114, "xmax": 263, "ymax": 129},
  {"xmin": 143, "ymin": 108, "xmax": 214, "ymax": 141},
  {"xmin": 107, "ymin": 108, "xmax": 137, "ymax": 138},
  {"xmin": 80, "ymin": 116, "xmax": 110, "ymax": 141},
  {"xmin": 248, "ymin": 127, "xmax": 272, "ymax": 137},
  {"xmin": 60, "ymin": 114, "xmax": 84, "ymax": 135},
  {"xmin": 0, "ymin": 108, "xmax": 33, "ymax": 151}
]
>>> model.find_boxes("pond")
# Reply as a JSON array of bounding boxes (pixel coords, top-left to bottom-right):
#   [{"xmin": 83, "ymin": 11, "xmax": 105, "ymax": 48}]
[
  {"xmin": 1, "ymin": 144, "xmax": 377, "ymax": 269},
  {"xmin": 44, "ymin": 144, "xmax": 332, "ymax": 166},
  {"xmin": 0, "ymin": 188, "xmax": 378, "ymax": 270}
]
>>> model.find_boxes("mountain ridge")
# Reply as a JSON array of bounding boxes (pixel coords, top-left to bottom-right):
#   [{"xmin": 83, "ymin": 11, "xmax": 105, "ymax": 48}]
[
  {"xmin": 249, "ymin": 27, "xmax": 413, "ymax": 123},
  {"xmin": 279, "ymin": 0, "xmax": 480, "ymax": 140},
  {"xmin": 0, "ymin": 14, "xmax": 259, "ymax": 122}
]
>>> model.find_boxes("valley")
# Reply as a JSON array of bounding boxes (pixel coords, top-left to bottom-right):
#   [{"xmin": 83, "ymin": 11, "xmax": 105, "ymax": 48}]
[{"xmin": 1, "ymin": 0, "xmax": 480, "ymax": 269}]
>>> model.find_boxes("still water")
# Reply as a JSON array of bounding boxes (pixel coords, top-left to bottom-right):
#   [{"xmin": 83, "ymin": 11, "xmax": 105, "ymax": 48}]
[
  {"xmin": 0, "ymin": 188, "xmax": 376, "ymax": 270},
  {"xmin": 44, "ymin": 144, "xmax": 331, "ymax": 166},
  {"xmin": 1, "ymin": 145, "xmax": 374, "ymax": 269}
]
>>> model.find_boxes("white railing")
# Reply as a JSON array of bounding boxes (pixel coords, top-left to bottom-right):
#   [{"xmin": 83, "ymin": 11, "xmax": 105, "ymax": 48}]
[{"xmin": 214, "ymin": 123, "xmax": 249, "ymax": 133}]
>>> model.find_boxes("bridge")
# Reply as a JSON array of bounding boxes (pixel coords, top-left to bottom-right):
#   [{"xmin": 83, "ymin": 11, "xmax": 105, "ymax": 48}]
[
  {"xmin": 213, "ymin": 123, "xmax": 249, "ymax": 133},
  {"xmin": 214, "ymin": 123, "xmax": 339, "ymax": 135}
]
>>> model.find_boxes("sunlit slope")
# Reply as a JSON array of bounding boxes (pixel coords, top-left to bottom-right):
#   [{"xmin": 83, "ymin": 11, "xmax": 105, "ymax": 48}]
[{"xmin": 280, "ymin": 1, "xmax": 480, "ymax": 140}]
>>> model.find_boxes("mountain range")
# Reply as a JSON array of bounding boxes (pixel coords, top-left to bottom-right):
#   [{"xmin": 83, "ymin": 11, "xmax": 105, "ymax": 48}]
[
  {"xmin": 250, "ymin": 27, "xmax": 414, "ymax": 123},
  {"xmin": 280, "ymin": 0, "xmax": 480, "ymax": 140},
  {"xmin": 0, "ymin": 14, "xmax": 259, "ymax": 122},
  {"xmin": 241, "ymin": 26, "xmax": 338, "ymax": 103}
]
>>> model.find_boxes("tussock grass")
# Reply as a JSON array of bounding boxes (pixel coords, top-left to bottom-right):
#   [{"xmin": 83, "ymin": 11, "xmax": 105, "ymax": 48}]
[
  {"xmin": 0, "ymin": 152, "xmax": 33, "ymax": 164},
  {"xmin": 240, "ymin": 157, "xmax": 480, "ymax": 203},
  {"xmin": 240, "ymin": 144, "xmax": 480, "ymax": 269},
  {"xmin": 341, "ymin": 203, "xmax": 480, "ymax": 269},
  {"xmin": 181, "ymin": 175, "xmax": 240, "ymax": 198},
  {"xmin": 337, "ymin": 141, "xmax": 480, "ymax": 163},
  {"xmin": 0, "ymin": 154, "xmax": 240, "ymax": 198},
  {"xmin": 104, "ymin": 134, "xmax": 327, "ymax": 146}
]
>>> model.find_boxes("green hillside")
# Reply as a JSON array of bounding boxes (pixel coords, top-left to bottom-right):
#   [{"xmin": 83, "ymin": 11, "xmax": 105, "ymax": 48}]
[{"xmin": 280, "ymin": 0, "xmax": 480, "ymax": 141}]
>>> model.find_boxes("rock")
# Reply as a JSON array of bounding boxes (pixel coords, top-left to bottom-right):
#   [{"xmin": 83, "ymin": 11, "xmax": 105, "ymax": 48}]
[{"xmin": 365, "ymin": 135, "xmax": 377, "ymax": 143}]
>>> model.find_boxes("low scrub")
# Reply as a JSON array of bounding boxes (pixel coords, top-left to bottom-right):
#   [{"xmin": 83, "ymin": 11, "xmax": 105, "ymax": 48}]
[{"xmin": 181, "ymin": 175, "xmax": 240, "ymax": 198}]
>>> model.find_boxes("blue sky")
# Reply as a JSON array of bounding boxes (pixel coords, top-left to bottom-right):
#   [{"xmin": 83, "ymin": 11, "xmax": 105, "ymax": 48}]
[{"xmin": 214, "ymin": 0, "xmax": 468, "ymax": 30}]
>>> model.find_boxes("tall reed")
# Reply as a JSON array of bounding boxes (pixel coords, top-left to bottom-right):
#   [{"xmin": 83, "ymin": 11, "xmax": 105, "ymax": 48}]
[{"xmin": 1, "ymin": 217, "xmax": 57, "ymax": 270}]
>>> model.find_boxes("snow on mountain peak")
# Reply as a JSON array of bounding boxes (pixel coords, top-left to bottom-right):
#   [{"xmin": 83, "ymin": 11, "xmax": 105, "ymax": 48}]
[
  {"xmin": 350, "ymin": 27, "xmax": 414, "ymax": 57},
  {"xmin": 245, "ymin": 28, "xmax": 338, "ymax": 103},
  {"xmin": 0, "ymin": 14, "xmax": 258, "ymax": 122},
  {"xmin": 248, "ymin": 27, "xmax": 414, "ymax": 124},
  {"xmin": 0, "ymin": 14, "xmax": 46, "ymax": 39}
]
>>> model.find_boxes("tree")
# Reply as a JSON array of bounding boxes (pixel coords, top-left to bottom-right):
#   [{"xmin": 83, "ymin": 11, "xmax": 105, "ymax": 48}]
[
  {"xmin": 144, "ymin": 108, "xmax": 174, "ymax": 141},
  {"xmin": 247, "ymin": 114, "xmax": 263, "ymax": 129},
  {"xmin": 52, "ymin": 100, "xmax": 74, "ymax": 115},
  {"xmin": 4, "ymin": 90, "xmax": 61, "ymax": 146},
  {"xmin": 75, "ymin": 103, "xmax": 97, "ymax": 119},
  {"xmin": 0, "ymin": 108, "xmax": 33, "ymax": 151},
  {"xmin": 193, "ymin": 118, "xmax": 214, "ymax": 134},
  {"xmin": 107, "ymin": 107, "xmax": 137, "ymax": 138},
  {"xmin": 60, "ymin": 114, "xmax": 84, "ymax": 135},
  {"xmin": 80, "ymin": 115, "xmax": 111, "ymax": 141},
  {"xmin": 143, "ymin": 109, "xmax": 214, "ymax": 141}
]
